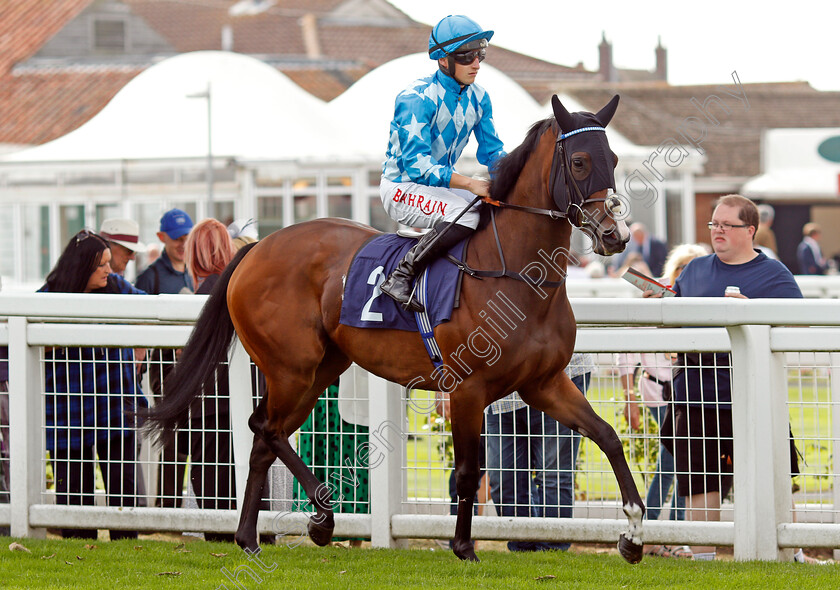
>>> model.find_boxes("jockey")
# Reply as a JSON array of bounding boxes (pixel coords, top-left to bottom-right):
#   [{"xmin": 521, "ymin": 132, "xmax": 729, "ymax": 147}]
[{"xmin": 379, "ymin": 14, "xmax": 506, "ymax": 312}]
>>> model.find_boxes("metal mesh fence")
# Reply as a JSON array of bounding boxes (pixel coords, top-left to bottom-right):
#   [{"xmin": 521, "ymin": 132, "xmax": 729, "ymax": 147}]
[{"xmin": 30, "ymin": 345, "xmax": 840, "ymax": 537}]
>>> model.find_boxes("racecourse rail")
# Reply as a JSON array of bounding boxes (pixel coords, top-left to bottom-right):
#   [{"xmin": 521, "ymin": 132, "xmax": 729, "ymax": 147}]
[{"xmin": 1, "ymin": 290, "xmax": 840, "ymax": 562}]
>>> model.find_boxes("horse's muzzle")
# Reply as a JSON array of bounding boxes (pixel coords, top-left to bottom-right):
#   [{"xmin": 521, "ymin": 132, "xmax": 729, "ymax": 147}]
[{"xmin": 593, "ymin": 226, "xmax": 630, "ymax": 256}]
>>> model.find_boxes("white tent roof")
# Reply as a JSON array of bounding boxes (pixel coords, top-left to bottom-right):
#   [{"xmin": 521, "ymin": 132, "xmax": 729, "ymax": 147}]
[
  {"xmin": 742, "ymin": 128, "xmax": 840, "ymax": 199},
  {"xmin": 1, "ymin": 50, "xmax": 670, "ymax": 169},
  {"xmin": 1, "ymin": 51, "xmax": 348, "ymax": 163}
]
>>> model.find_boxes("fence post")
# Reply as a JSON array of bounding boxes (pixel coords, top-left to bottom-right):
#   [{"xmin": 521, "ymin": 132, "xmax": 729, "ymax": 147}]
[
  {"xmin": 228, "ymin": 337, "xmax": 255, "ymax": 516},
  {"xmin": 367, "ymin": 373, "xmax": 407, "ymax": 548},
  {"xmin": 831, "ymin": 352, "xmax": 840, "ymax": 562},
  {"xmin": 8, "ymin": 316, "xmax": 45, "ymax": 538},
  {"xmin": 728, "ymin": 324, "xmax": 788, "ymax": 560}
]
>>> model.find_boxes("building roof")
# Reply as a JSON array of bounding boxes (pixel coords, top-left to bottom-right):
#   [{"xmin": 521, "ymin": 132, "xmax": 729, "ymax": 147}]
[
  {"xmin": 0, "ymin": 66, "xmax": 142, "ymax": 146},
  {"xmin": 2, "ymin": 51, "xmax": 350, "ymax": 163},
  {"xmin": 0, "ymin": 0, "xmax": 597, "ymax": 150},
  {"xmin": 3, "ymin": 0, "xmax": 839, "ymax": 183},
  {"xmin": 565, "ymin": 82, "xmax": 840, "ymax": 178},
  {"xmin": 3, "ymin": 51, "xmax": 666, "ymax": 176},
  {"xmin": 0, "ymin": 0, "xmax": 91, "ymax": 75}
]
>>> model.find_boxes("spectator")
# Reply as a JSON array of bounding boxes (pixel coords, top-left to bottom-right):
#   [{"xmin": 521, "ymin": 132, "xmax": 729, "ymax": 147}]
[
  {"xmin": 99, "ymin": 218, "xmax": 146, "ymax": 277},
  {"xmin": 610, "ymin": 223, "xmax": 667, "ymax": 278},
  {"xmin": 135, "ymin": 208, "xmax": 194, "ymax": 509},
  {"xmin": 615, "ymin": 251, "xmax": 653, "ymax": 280},
  {"xmin": 228, "ymin": 219, "xmax": 258, "ymax": 252},
  {"xmin": 183, "ymin": 218, "xmax": 238, "ymax": 541},
  {"xmin": 39, "ymin": 229, "xmax": 147, "ymax": 540},
  {"xmin": 667, "ymin": 195, "xmax": 802, "ymax": 561},
  {"xmin": 618, "ymin": 243, "xmax": 707, "ymax": 558},
  {"xmin": 796, "ymin": 222, "xmax": 828, "ymax": 275},
  {"xmin": 754, "ymin": 204, "xmax": 778, "ymax": 258},
  {"xmin": 99, "ymin": 217, "xmax": 150, "ymax": 505},
  {"xmin": 484, "ymin": 353, "xmax": 593, "ymax": 551},
  {"xmin": 135, "ymin": 208, "xmax": 194, "ymax": 294},
  {"xmin": 140, "ymin": 243, "xmax": 161, "ymax": 273}
]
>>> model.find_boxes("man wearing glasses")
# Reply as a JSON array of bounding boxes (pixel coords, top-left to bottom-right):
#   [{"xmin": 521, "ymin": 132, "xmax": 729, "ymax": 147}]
[
  {"xmin": 378, "ymin": 14, "xmax": 506, "ymax": 312},
  {"xmin": 662, "ymin": 194, "xmax": 803, "ymax": 561}
]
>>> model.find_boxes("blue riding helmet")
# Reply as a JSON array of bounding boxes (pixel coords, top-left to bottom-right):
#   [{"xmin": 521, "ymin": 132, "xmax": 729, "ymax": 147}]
[{"xmin": 428, "ymin": 15, "xmax": 494, "ymax": 60}]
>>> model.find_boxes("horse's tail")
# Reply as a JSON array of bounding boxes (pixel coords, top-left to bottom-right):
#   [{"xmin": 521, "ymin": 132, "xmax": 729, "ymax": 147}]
[{"xmin": 141, "ymin": 242, "xmax": 257, "ymax": 438}]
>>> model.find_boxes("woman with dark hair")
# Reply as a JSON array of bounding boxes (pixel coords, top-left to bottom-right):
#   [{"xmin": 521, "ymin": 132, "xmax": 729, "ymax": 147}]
[{"xmin": 40, "ymin": 229, "xmax": 147, "ymax": 540}]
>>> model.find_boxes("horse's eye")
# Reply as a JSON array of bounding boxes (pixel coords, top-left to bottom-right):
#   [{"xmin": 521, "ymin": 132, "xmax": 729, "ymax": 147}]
[{"xmin": 572, "ymin": 158, "xmax": 584, "ymax": 168}]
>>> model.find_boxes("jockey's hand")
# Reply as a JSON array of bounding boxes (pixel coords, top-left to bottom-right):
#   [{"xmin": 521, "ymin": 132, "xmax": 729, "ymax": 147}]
[
  {"xmin": 469, "ymin": 178, "xmax": 491, "ymax": 198},
  {"xmin": 451, "ymin": 173, "xmax": 490, "ymax": 198}
]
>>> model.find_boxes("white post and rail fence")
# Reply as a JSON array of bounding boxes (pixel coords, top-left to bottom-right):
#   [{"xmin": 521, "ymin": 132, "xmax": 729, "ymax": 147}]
[{"xmin": 1, "ymin": 293, "xmax": 839, "ymax": 561}]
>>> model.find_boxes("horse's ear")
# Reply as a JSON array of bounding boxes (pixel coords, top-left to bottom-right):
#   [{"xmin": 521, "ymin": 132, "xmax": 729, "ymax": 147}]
[
  {"xmin": 551, "ymin": 95, "xmax": 576, "ymax": 132},
  {"xmin": 595, "ymin": 95, "xmax": 620, "ymax": 127}
]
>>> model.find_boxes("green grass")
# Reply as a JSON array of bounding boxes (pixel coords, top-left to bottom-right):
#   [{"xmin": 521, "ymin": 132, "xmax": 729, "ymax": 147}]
[{"xmin": 1, "ymin": 537, "xmax": 836, "ymax": 590}]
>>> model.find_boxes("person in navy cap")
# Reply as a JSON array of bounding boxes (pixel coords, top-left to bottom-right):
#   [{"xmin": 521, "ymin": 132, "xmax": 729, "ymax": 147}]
[
  {"xmin": 135, "ymin": 208, "xmax": 194, "ymax": 295},
  {"xmin": 135, "ymin": 208, "xmax": 194, "ymax": 509}
]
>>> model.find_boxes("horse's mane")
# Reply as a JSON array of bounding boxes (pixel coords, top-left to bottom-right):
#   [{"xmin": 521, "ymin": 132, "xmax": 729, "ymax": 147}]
[
  {"xmin": 478, "ymin": 117, "xmax": 555, "ymax": 230},
  {"xmin": 489, "ymin": 117, "xmax": 555, "ymax": 203}
]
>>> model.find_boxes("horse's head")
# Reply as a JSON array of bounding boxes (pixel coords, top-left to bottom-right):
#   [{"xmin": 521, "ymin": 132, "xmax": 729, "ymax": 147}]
[{"xmin": 550, "ymin": 95, "xmax": 630, "ymax": 256}]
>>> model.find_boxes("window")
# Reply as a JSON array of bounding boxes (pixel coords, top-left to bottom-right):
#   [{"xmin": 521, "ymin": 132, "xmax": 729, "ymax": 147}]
[{"xmin": 93, "ymin": 19, "xmax": 126, "ymax": 51}]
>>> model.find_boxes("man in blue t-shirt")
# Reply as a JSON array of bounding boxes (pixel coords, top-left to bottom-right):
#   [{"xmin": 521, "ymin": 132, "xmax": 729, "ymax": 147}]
[{"xmin": 667, "ymin": 194, "xmax": 802, "ymax": 561}]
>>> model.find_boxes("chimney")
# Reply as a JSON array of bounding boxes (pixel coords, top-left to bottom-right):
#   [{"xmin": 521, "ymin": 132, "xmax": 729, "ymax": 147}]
[
  {"xmin": 655, "ymin": 36, "xmax": 667, "ymax": 82},
  {"xmin": 599, "ymin": 32, "xmax": 616, "ymax": 82},
  {"xmin": 221, "ymin": 24, "xmax": 233, "ymax": 51},
  {"xmin": 301, "ymin": 13, "xmax": 321, "ymax": 59}
]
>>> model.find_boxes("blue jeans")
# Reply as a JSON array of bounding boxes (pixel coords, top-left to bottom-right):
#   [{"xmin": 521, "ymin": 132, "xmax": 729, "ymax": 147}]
[
  {"xmin": 485, "ymin": 374, "xmax": 590, "ymax": 552},
  {"xmin": 645, "ymin": 404, "xmax": 685, "ymax": 521}
]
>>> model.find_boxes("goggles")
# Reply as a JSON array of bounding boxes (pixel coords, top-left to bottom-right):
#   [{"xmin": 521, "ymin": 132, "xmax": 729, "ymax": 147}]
[{"xmin": 452, "ymin": 47, "xmax": 486, "ymax": 65}]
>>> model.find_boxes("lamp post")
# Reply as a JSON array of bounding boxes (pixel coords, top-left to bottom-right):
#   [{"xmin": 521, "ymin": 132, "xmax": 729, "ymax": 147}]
[{"xmin": 187, "ymin": 82, "xmax": 213, "ymax": 212}]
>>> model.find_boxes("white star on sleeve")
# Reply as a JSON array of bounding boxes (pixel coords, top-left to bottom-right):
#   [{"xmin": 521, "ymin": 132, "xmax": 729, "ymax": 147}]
[
  {"xmin": 402, "ymin": 114, "xmax": 427, "ymax": 141},
  {"xmin": 414, "ymin": 154, "xmax": 434, "ymax": 173}
]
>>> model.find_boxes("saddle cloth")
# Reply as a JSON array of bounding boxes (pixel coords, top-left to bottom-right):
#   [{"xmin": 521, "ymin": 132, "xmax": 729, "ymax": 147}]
[{"xmin": 339, "ymin": 233, "xmax": 466, "ymax": 332}]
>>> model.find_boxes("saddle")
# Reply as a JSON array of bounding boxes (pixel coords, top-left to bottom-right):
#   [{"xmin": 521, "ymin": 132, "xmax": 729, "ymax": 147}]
[{"xmin": 338, "ymin": 233, "xmax": 466, "ymax": 333}]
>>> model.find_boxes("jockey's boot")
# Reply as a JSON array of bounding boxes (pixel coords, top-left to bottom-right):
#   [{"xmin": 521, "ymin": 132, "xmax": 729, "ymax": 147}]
[{"xmin": 379, "ymin": 222, "xmax": 473, "ymax": 313}]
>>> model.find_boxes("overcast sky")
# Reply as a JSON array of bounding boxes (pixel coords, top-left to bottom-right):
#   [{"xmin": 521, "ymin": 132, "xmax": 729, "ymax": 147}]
[{"xmin": 390, "ymin": 1, "xmax": 840, "ymax": 92}]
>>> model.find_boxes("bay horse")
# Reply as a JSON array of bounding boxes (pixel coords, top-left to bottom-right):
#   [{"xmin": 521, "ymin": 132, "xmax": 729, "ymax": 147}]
[{"xmin": 146, "ymin": 95, "xmax": 646, "ymax": 563}]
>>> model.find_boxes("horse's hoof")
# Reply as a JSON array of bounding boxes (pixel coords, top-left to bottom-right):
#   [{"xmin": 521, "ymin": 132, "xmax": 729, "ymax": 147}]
[
  {"xmin": 234, "ymin": 534, "xmax": 259, "ymax": 554},
  {"xmin": 307, "ymin": 517, "xmax": 334, "ymax": 547},
  {"xmin": 452, "ymin": 542, "xmax": 480, "ymax": 562},
  {"xmin": 617, "ymin": 533, "xmax": 644, "ymax": 564}
]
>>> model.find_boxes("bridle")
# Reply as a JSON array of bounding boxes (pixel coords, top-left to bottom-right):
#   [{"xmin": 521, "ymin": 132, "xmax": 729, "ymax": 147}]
[
  {"xmin": 451, "ymin": 125, "xmax": 623, "ymax": 288},
  {"xmin": 482, "ymin": 124, "xmax": 623, "ymax": 234}
]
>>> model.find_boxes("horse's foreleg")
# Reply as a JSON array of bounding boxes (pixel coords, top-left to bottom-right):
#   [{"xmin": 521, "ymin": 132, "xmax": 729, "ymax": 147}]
[
  {"xmin": 450, "ymin": 405, "xmax": 484, "ymax": 562},
  {"xmin": 520, "ymin": 374, "xmax": 645, "ymax": 564},
  {"xmin": 584, "ymin": 413, "xmax": 645, "ymax": 564}
]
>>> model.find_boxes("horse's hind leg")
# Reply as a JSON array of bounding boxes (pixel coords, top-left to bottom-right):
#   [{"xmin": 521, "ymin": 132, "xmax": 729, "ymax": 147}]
[
  {"xmin": 234, "ymin": 425, "xmax": 276, "ymax": 552},
  {"xmin": 520, "ymin": 374, "xmax": 645, "ymax": 564},
  {"xmin": 242, "ymin": 351, "xmax": 351, "ymax": 549}
]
